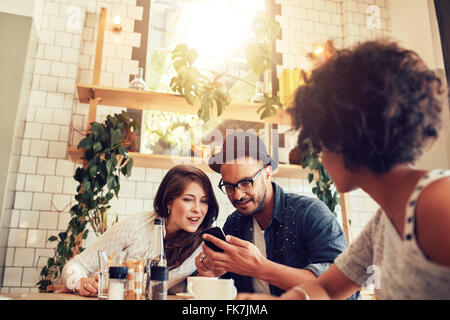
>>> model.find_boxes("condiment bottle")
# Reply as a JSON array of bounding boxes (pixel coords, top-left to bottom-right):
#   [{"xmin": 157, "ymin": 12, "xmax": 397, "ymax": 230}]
[
  {"xmin": 149, "ymin": 265, "xmax": 168, "ymax": 300},
  {"xmin": 108, "ymin": 266, "xmax": 128, "ymax": 300}
]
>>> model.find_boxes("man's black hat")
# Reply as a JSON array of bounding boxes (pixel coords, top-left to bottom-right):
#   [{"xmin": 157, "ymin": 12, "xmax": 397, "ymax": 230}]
[{"xmin": 208, "ymin": 131, "xmax": 278, "ymax": 173}]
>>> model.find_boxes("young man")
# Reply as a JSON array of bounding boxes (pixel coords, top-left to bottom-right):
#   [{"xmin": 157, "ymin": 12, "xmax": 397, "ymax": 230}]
[{"xmin": 195, "ymin": 132, "xmax": 356, "ymax": 298}]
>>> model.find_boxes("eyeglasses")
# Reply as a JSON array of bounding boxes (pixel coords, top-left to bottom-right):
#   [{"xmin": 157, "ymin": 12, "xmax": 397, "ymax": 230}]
[{"xmin": 218, "ymin": 165, "xmax": 268, "ymax": 195}]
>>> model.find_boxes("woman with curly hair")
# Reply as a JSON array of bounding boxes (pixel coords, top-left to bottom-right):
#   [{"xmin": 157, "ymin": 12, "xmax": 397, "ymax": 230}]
[{"xmin": 239, "ymin": 40, "xmax": 450, "ymax": 300}]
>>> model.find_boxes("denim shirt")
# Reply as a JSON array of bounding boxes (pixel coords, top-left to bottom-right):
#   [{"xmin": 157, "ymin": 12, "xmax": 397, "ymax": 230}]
[{"xmin": 222, "ymin": 182, "xmax": 351, "ymax": 297}]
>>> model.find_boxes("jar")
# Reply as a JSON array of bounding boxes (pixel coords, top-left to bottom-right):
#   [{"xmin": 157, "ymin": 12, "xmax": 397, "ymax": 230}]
[
  {"xmin": 149, "ymin": 266, "xmax": 168, "ymax": 300},
  {"xmin": 108, "ymin": 267, "xmax": 128, "ymax": 300},
  {"xmin": 250, "ymin": 81, "xmax": 265, "ymax": 103}
]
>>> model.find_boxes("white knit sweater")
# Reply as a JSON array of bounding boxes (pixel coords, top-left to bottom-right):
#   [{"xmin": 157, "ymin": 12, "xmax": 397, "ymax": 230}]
[{"xmin": 61, "ymin": 211, "xmax": 201, "ymax": 294}]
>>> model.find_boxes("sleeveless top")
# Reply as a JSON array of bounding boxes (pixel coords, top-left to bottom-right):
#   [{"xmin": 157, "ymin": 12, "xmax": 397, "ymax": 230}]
[{"xmin": 335, "ymin": 169, "xmax": 450, "ymax": 299}]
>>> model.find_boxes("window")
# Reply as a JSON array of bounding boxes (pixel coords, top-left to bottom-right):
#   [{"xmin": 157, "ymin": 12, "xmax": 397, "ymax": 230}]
[
  {"xmin": 146, "ymin": 0, "xmax": 266, "ymax": 94},
  {"xmin": 134, "ymin": 0, "xmax": 277, "ymax": 158}
]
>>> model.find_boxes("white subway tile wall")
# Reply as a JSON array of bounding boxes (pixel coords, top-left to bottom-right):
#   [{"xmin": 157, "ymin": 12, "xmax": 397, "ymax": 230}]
[{"xmin": 1, "ymin": 0, "xmax": 391, "ymax": 292}]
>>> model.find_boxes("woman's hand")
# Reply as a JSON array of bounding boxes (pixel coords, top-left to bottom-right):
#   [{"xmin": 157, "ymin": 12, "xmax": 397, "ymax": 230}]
[
  {"xmin": 79, "ymin": 275, "xmax": 98, "ymax": 297},
  {"xmin": 195, "ymin": 250, "xmax": 227, "ymax": 277}
]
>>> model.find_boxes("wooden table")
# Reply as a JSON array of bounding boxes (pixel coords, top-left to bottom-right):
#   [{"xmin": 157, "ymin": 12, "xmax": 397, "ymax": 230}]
[{"xmin": 0, "ymin": 292, "xmax": 182, "ymax": 300}]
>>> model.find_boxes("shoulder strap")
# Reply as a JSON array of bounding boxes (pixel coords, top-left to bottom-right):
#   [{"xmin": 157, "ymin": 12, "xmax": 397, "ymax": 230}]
[{"xmin": 403, "ymin": 169, "xmax": 450, "ymax": 241}]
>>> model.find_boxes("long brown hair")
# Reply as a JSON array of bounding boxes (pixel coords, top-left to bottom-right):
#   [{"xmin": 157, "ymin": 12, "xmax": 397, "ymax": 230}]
[{"xmin": 153, "ymin": 164, "xmax": 219, "ymax": 269}]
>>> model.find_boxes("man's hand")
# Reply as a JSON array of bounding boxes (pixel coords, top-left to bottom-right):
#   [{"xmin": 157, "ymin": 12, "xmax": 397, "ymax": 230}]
[{"xmin": 200, "ymin": 234, "xmax": 267, "ymax": 278}]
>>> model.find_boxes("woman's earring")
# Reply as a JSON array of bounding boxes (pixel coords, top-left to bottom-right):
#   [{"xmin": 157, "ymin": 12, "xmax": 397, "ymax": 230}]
[{"xmin": 167, "ymin": 208, "xmax": 171, "ymax": 215}]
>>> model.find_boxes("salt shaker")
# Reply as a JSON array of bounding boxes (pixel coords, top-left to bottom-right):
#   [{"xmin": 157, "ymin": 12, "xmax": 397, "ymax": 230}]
[
  {"xmin": 149, "ymin": 265, "xmax": 168, "ymax": 300},
  {"xmin": 108, "ymin": 266, "xmax": 128, "ymax": 300}
]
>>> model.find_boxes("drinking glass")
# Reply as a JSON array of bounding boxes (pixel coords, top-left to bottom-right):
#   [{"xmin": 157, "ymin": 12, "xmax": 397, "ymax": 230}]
[{"xmin": 98, "ymin": 251, "xmax": 109, "ymax": 299}]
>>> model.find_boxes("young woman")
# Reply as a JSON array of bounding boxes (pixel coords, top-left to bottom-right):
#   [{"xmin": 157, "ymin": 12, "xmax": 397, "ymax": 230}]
[
  {"xmin": 239, "ymin": 40, "xmax": 450, "ymax": 300},
  {"xmin": 62, "ymin": 164, "xmax": 219, "ymax": 296}
]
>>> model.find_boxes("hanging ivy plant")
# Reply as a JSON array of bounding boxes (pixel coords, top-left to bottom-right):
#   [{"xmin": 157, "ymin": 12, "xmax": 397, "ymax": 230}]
[
  {"xmin": 37, "ymin": 110, "xmax": 139, "ymax": 291},
  {"xmin": 287, "ymin": 40, "xmax": 341, "ymax": 217},
  {"xmin": 290, "ymin": 139, "xmax": 339, "ymax": 217}
]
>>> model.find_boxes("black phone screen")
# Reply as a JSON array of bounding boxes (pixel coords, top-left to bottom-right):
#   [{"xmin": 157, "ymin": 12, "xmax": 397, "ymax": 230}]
[{"xmin": 201, "ymin": 227, "xmax": 226, "ymax": 252}]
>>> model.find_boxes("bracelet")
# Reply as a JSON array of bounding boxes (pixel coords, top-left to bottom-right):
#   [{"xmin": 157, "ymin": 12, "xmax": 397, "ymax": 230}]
[{"xmin": 292, "ymin": 286, "xmax": 311, "ymax": 300}]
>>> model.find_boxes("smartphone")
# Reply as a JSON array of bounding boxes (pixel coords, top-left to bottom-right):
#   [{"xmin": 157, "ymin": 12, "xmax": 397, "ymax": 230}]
[{"xmin": 200, "ymin": 227, "xmax": 226, "ymax": 252}]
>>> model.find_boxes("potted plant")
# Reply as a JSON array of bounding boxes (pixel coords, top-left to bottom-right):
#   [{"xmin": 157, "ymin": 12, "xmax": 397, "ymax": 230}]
[{"xmin": 37, "ymin": 110, "xmax": 139, "ymax": 292}]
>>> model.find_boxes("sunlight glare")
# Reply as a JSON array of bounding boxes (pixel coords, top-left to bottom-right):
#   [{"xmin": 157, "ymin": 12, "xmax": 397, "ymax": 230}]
[{"xmin": 176, "ymin": 2, "xmax": 261, "ymax": 65}]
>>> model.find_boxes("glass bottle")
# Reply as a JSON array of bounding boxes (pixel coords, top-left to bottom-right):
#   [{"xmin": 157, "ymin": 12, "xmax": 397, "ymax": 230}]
[
  {"xmin": 250, "ymin": 81, "xmax": 265, "ymax": 103},
  {"xmin": 145, "ymin": 218, "xmax": 167, "ymax": 299},
  {"xmin": 149, "ymin": 265, "xmax": 168, "ymax": 300},
  {"xmin": 129, "ymin": 67, "xmax": 149, "ymax": 91}
]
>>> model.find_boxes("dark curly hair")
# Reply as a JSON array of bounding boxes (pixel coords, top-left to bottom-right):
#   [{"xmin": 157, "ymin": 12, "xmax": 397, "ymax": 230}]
[{"xmin": 289, "ymin": 40, "xmax": 445, "ymax": 175}]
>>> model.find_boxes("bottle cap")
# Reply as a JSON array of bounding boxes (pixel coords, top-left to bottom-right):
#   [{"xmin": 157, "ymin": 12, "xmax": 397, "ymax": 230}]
[
  {"xmin": 108, "ymin": 267, "xmax": 128, "ymax": 279},
  {"xmin": 154, "ymin": 218, "xmax": 163, "ymax": 225},
  {"xmin": 150, "ymin": 266, "xmax": 168, "ymax": 281}
]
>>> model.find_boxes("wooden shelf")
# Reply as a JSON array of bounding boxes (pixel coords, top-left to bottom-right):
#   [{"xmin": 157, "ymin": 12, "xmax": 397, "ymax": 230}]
[
  {"xmin": 77, "ymin": 83, "xmax": 293, "ymax": 126},
  {"xmin": 68, "ymin": 147, "xmax": 311, "ymax": 179}
]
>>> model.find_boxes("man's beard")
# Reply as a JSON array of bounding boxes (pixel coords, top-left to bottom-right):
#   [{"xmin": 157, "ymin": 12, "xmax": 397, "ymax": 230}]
[{"xmin": 233, "ymin": 187, "xmax": 267, "ymax": 216}]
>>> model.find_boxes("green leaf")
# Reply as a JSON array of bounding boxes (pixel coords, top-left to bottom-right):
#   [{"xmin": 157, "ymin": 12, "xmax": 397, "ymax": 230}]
[
  {"xmin": 125, "ymin": 158, "xmax": 133, "ymax": 177},
  {"xmin": 58, "ymin": 232, "xmax": 67, "ymax": 241},
  {"xmin": 252, "ymin": 12, "xmax": 281, "ymax": 42},
  {"xmin": 121, "ymin": 110, "xmax": 130, "ymax": 120},
  {"xmin": 93, "ymin": 142, "xmax": 102, "ymax": 153},
  {"xmin": 307, "ymin": 173, "xmax": 314, "ymax": 184},
  {"xmin": 185, "ymin": 91, "xmax": 197, "ymax": 105},
  {"xmin": 105, "ymin": 191, "xmax": 115, "ymax": 201},
  {"xmin": 41, "ymin": 266, "xmax": 49, "ymax": 277},
  {"xmin": 89, "ymin": 164, "xmax": 97, "ymax": 177},
  {"xmin": 48, "ymin": 236, "xmax": 58, "ymax": 242},
  {"xmin": 82, "ymin": 180, "xmax": 91, "ymax": 192},
  {"xmin": 186, "ymin": 48, "xmax": 199, "ymax": 66},
  {"xmin": 90, "ymin": 123, "xmax": 103, "ymax": 139},
  {"xmin": 82, "ymin": 229, "xmax": 89, "ymax": 239},
  {"xmin": 106, "ymin": 159, "xmax": 115, "ymax": 175},
  {"xmin": 120, "ymin": 158, "xmax": 133, "ymax": 177},
  {"xmin": 245, "ymin": 42, "xmax": 270, "ymax": 75},
  {"xmin": 99, "ymin": 161, "xmax": 108, "ymax": 181},
  {"xmin": 74, "ymin": 167, "xmax": 86, "ymax": 183},
  {"xmin": 107, "ymin": 175, "xmax": 115, "ymax": 190},
  {"xmin": 260, "ymin": 108, "xmax": 272, "ymax": 119},
  {"xmin": 78, "ymin": 137, "xmax": 93, "ymax": 150},
  {"xmin": 110, "ymin": 129, "xmax": 121, "ymax": 146},
  {"xmin": 170, "ymin": 77, "xmax": 181, "ymax": 93},
  {"xmin": 216, "ymin": 97, "xmax": 224, "ymax": 117},
  {"xmin": 84, "ymin": 149, "xmax": 95, "ymax": 160}
]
